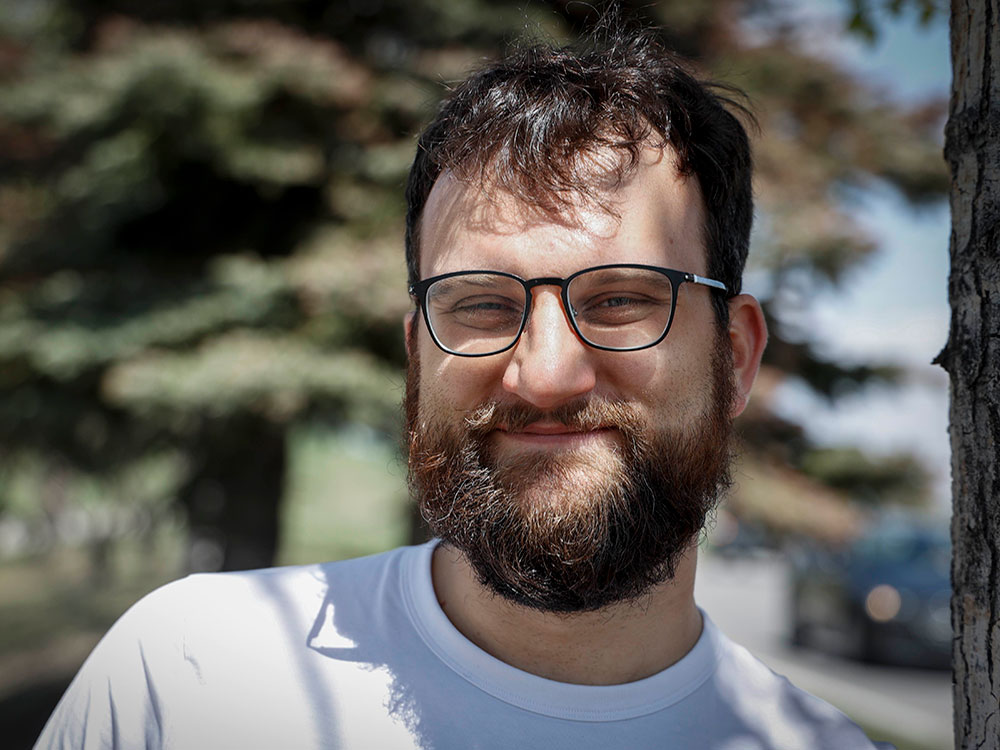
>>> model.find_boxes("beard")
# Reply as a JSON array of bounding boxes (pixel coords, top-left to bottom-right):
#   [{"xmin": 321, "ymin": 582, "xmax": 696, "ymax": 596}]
[{"xmin": 405, "ymin": 335, "xmax": 737, "ymax": 614}]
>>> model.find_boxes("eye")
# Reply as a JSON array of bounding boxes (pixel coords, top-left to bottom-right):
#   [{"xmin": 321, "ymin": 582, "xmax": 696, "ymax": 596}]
[
  {"xmin": 595, "ymin": 295, "xmax": 643, "ymax": 309},
  {"xmin": 445, "ymin": 295, "xmax": 523, "ymax": 330},
  {"xmin": 582, "ymin": 292, "xmax": 656, "ymax": 311},
  {"xmin": 575, "ymin": 291, "xmax": 664, "ymax": 326},
  {"xmin": 451, "ymin": 295, "xmax": 520, "ymax": 313}
]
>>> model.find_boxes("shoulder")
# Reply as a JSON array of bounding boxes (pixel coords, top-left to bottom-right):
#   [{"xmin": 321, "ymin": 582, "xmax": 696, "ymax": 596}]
[
  {"xmin": 141, "ymin": 543, "xmax": 418, "ymax": 610},
  {"xmin": 115, "ymin": 543, "xmax": 422, "ymax": 643},
  {"xmin": 707, "ymin": 624, "xmax": 892, "ymax": 750},
  {"xmin": 34, "ymin": 544, "xmax": 429, "ymax": 750}
]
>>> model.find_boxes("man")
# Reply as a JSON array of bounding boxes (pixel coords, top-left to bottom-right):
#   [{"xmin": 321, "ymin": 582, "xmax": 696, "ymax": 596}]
[{"xmin": 37, "ymin": 25, "xmax": 891, "ymax": 750}]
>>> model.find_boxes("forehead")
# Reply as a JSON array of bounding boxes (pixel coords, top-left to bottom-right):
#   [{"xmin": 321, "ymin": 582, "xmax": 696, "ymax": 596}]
[{"xmin": 419, "ymin": 146, "xmax": 707, "ymax": 278}]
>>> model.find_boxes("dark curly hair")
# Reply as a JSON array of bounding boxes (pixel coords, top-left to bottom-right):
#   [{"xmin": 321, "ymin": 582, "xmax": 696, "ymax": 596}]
[{"xmin": 405, "ymin": 23, "xmax": 755, "ymax": 323}]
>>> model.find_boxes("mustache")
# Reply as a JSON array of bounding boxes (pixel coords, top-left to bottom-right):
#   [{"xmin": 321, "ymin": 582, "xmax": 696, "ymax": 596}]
[{"xmin": 463, "ymin": 398, "xmax": 644, "ymax": 435}]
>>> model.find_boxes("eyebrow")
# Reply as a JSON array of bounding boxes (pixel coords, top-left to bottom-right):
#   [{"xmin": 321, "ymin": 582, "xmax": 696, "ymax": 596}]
[{"xmin": 430, "ymin": 275, "xmax": 513, "ymax": 292}]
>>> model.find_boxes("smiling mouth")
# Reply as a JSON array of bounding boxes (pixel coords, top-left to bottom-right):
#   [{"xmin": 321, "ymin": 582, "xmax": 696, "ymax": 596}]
[{"xmin": 493, "ymin": 422, "xmax": 618, "ymax": 448}]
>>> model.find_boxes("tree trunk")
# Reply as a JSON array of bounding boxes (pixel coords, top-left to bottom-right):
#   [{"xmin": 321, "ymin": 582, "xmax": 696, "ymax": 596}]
[
  {"xmin": 939, "ymin": 0, "xmax": 1000, "ymax": 746},
  {"xmin": 179, "ymin": 417, "xmax": 287, "ymax": 573}
]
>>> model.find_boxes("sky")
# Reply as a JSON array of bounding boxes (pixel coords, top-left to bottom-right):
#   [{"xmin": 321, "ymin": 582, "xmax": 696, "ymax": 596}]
[{"xmin": 759, "ymin": 2, "xmax": 953, "ymax": 510}]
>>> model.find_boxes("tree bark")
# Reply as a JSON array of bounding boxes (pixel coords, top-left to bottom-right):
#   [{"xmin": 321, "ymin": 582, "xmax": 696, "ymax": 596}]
[
  {"xmin": 940, "ymin": 0, "xmax": 1000, "ymax": 746},
  {"xmin": 179, "ymin": 417, "xmax": 286, "ymax": 573}
]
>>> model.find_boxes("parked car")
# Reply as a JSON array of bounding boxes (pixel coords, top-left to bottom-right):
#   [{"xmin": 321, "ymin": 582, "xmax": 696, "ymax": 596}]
[{"xmin": 788, "ymin": 517, "xmax": 951, "ymax": 669}]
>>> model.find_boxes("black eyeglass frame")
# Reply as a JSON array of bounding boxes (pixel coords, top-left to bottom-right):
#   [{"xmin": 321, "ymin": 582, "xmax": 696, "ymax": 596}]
[{"xmin": 408, "ymin": 263, "xmax": 729, "ymax": 358}]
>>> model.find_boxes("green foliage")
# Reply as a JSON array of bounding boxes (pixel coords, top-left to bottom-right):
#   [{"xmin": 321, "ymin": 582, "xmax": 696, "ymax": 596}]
[
  {"xmin": 760, "ymin": 300, "xmax": 902, "ymax": 399},
  {"xmin": 845, "ymin": 0, "xmax": 945, "ymax": 43},
  {"xmin": 104, "ymin": 332, "xmax": 403, "ymax": 427},
  {"xmin": 800, "ymin": 446, "xmax": 931, "ymax": 506}
]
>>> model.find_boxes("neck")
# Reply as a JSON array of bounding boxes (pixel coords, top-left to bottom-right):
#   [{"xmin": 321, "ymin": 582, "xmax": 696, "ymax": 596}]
[{"xmin": 430, "ymin": 542, "xmax": 703, "ymax": 685}]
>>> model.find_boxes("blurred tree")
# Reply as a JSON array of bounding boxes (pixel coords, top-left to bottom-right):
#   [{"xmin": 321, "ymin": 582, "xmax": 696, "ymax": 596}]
[
  {"xmin": 0, "ymin": 8, "xmax": 418, "ymax": 570},
  {"xmin": 844, "ymin": 0, "xmax": 943, "ymax": 41},
  {"xmin": 0, "ymin": 0, "xmax": 948, "ymax": 571},
  {"xmin": 799, "ymin": 446, "xmax": 930, "ymax": 507}
]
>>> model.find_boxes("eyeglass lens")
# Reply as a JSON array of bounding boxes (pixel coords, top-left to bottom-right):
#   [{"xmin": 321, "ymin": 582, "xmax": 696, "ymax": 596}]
[{"xmin": 424, "ymin": 268, "xmax": 675, "ymax": 355}]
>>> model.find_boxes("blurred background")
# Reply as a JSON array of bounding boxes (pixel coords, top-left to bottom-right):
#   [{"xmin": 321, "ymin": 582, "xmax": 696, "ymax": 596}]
[{"xmin": 0, "ymin": 1, "xmax": 952, "ymax": 748}]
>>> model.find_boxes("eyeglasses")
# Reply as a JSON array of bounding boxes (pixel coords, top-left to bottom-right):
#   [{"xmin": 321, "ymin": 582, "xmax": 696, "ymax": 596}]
[{"xmin": 409, "ymin": 263, "xmax": 728, "ymax": 357}]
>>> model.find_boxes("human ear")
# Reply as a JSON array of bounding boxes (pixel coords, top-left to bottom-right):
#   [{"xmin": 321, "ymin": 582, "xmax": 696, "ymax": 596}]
[
  {"xmin": 725, "ymin": 294, "xmax": 768, "ymax": 418},
  {"xmin": 403, "ymin": 311, "xmax": 416, "ymax": 358}
]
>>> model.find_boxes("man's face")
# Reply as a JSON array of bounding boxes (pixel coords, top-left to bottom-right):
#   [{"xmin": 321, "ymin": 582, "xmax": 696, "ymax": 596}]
[{"xmin": 406, "ymin": 148, "xmax": 738, "ymax": 612}]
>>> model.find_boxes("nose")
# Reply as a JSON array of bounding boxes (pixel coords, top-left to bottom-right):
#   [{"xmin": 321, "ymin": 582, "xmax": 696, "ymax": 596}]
[{"xmin": 500, "ymin": 288, "xmax": 597, "ymax": 409}]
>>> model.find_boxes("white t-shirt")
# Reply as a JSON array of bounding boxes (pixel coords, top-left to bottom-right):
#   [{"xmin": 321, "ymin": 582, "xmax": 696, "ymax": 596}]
[{"xmin": 36, "ymin": 541, "xmax": 890, "ymax": 749}]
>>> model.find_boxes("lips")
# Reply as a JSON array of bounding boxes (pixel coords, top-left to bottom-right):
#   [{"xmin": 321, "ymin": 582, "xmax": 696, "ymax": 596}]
[
  {"xmin": 465, "ymin": 398, "xmax": 635, "ymax": 441},
  {"xmin": 494, "ymin": 421, "xmax": 615, "ymax": 445},
  {"xmin": 519, "ymin": 421, "xmax": 589, "ymax": 435},
  {"xmin": 497, "ymin": 420, "xmax": 600, "ymax": 434}
]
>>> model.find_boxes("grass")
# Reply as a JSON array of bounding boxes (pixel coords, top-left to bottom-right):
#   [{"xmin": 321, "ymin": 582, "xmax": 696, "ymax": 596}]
[{"xmin": 278, "ymin": 423, "xmax": 409, "ymax": 565}]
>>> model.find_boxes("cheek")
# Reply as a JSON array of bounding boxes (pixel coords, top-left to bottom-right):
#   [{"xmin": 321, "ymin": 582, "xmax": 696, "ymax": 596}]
[
  {"xmin": 417, "ymin": 346, "xmax": 511, "ymax": 415},
  {"xmin": 616, "ymin": 336, "xmax": 717, "ymax": 417},
  {"xmin": 603, "ymin": 351, "xmax": 659, "ymax": 396}
]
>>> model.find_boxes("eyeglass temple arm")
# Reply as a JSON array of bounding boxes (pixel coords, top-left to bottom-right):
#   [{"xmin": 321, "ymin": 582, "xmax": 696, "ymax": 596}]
[{"xmin": 686, "ymin": 273, "xmax": 727, "ymax": 293}]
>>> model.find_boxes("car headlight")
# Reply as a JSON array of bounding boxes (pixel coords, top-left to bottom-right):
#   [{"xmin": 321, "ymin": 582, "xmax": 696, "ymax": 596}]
[{"xmin": 865, "ymin": 584, "xmax": 902, "ymax": 622}]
